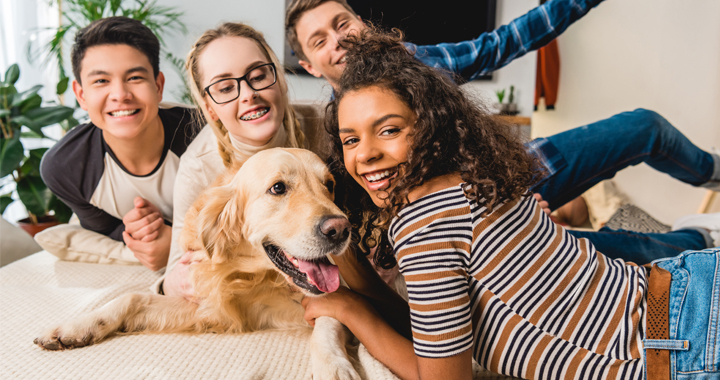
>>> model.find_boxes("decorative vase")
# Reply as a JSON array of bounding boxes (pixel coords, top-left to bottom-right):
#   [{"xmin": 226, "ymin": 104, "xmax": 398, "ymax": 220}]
[{"xmin": 17, "ymin": 216, "xmax": 60, "ymax": 237}]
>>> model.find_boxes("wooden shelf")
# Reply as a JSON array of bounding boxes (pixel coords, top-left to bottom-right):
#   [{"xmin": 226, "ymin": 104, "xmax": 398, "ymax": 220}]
[{"xmin": 496, "ymin": 115, "xmax": 531, "ymax": 126}]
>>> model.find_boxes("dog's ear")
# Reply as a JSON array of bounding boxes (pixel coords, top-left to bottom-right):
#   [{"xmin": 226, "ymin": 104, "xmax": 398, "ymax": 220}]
[{"xmin": 195, "ymin": 184, "xmax": 245, "ymax": 262}]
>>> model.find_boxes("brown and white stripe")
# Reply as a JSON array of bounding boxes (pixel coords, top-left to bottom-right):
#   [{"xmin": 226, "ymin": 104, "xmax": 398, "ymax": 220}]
[{"xmin": 389, "ymin": 185, "xmax": 647, "ymax": 379}]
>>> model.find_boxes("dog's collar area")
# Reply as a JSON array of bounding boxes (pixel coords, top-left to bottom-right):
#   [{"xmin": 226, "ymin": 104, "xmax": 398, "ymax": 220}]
[{"xmin": 264, "ymin": 243, "xmax": 323, "ymax": 295}]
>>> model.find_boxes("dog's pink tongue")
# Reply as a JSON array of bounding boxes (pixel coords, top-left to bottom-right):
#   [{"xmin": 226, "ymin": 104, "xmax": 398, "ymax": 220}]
[{"xmin": 297, "ymin": 259, "xmax": 340, "ymax": 293}]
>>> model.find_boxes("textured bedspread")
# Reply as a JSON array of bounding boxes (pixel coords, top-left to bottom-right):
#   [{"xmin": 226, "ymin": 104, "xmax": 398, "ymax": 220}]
[{"xmin": 0, "ymin": 252, "xmax": 510, "ymax": 379}]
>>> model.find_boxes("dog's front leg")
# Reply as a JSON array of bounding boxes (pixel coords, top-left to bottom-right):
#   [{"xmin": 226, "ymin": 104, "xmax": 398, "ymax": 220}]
[
  {"xmin": 34, "ymin": 293, "xmax": 197, "ymax": 350},
  {"xmin": 311, "ymin": 316, "xmax": 361, "ymax": 380}
]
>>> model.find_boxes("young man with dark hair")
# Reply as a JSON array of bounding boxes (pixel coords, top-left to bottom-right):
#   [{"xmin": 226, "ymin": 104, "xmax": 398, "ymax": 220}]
[
  {"xmin": 41, "ymin": 16, "xmax": 197, "ymax": 271},
  {"xmin": 286, "ymin": 0, "xmax": 720, "ymax": 261}
]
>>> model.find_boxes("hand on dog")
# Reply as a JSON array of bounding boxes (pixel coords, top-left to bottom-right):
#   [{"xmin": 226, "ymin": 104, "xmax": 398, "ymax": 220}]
[
  {"xmin": 301, "ymin": 287, "xmax": 372, "ymax": 327},
  {"xmin": 533, "ymin": 193, "xmax": 551, "ymax": 216},
  {"xmin": 163, "ymin": 250, "xmax": 200, "ymax": 302},
  {"xmin": 123, "ymin": 223, "xmax": 171, "ymax": 271},
  {"xmin": 123, "ymin": 197, "xmax": 165, "ymax": 242}
]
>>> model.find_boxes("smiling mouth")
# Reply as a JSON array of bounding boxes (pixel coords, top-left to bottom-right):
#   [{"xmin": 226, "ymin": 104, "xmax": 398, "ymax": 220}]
[
  {"xmin": 109, "ymin": 109, "xmax": 139, "ymax": 117},
  {"xmin": 240, "ymin": 107, "xmax": 269, "ymax": 121},
  {"xmin": 263, "ymin": 243, "xmax": 340, "ymax": 295},
  {"xmin": 363, "ymin": 169, "xmax": 397, "ymax": 183}
]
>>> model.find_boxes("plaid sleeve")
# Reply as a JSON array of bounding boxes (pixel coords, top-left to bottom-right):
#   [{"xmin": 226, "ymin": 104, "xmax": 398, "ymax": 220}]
[{"xmin": 410, "ymin": 0, "xmax": 605, "ymax": 81}]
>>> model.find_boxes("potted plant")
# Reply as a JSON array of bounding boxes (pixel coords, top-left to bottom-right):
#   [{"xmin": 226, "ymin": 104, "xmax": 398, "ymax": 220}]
[{"xmin": 1, "ymin": 64, "xmax": 76, "ymax": 236}]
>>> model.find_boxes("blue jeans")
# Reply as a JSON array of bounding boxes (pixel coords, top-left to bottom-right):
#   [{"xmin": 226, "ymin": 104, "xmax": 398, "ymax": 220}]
[
  {"xmin": 528, "ymin": 109, "xmax": 715, "ymax": 263},
  {"xmin": 645, "ymin": 248, "xmax": 720, "ymax": 379}
]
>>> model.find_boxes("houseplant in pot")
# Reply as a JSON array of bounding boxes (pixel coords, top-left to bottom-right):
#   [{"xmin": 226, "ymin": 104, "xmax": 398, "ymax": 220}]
[{"xmin": 1, "ymin": 64, "xmax": 76, "ymax": 235}]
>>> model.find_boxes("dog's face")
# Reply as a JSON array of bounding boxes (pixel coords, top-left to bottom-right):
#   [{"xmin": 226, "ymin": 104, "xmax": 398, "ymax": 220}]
[{"xmin": 194, "ymin": 148, "xmax": 350, "ymax": 295}]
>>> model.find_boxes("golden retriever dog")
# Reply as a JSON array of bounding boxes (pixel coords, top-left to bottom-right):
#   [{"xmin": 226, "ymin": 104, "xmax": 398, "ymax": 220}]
[{"xmin": 34, "ymin": 148, "xmax": 361, "ymax": 380}]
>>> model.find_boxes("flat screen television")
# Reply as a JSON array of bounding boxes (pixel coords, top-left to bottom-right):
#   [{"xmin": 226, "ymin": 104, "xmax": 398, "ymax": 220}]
[{"xmin": 284, "ymin": 0, "xmax": 497, "ymax": 80}]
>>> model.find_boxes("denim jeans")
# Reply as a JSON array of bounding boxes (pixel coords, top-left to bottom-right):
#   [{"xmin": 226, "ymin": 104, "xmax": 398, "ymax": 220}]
[
  {"xmin": 528, "ymin": 109, "xmax": 715, "ymax": 263},
  {"xmin": 645, "ymin": 248, "xmax": 720, "ymax": 379}
]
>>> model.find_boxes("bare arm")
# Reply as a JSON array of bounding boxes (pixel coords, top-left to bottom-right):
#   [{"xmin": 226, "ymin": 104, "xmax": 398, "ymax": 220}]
[
  {"xmin": 303, "ymin": 288, "xmax": 473, "ymax": 380},
  {"xmin": 331, "ymin": 246, "xmax": 412, "ymax": 339}
]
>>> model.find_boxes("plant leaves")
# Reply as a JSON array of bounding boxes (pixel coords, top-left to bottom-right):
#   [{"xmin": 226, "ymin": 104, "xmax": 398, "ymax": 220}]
[
  {"xmin": 60, "ymin": 116, "xmax": 81, "ymax": 132},
  {"xmin": 56, "ymin": 77, "xmax": 69, "ymax": 95},
  {"xmin": 49, "ymin": 194, "xmax": 72, "ymax": 223},
  {"xmin": 24, "ymin": 105, "xmax": 74, "ymax": 128},
  {"xmin": 0, "ymin": 83, "xmax": 17, "ymax": 107},
  {"xmin": 16, "ymin": 175, "xmax": 50, "ymax": 217},
  {"xmin": 11, "ymin": 85, "xmax": 43, "ymax": 108},
  {"xmin": 20, "ymin": 148, "xmax": 48, "ymax": 177},
  {"xmin": 0, "ymin": 135, "xmax": 24, "ymax": 178},
  {"xmin": 0, "ymin": 109, "xmax": 9, "ymax": 119},
  {"xmin": 0, "ymin": 193, "xmax": 13, "ymax": 215},
  {"xmin": 4, "ymin": 64, "xmax": 20, "ymax": 85},
  {"xmin": 11, "ymin": 116, "xmax": 43, "ymax": 137},
  {"xmin": 19, "ymin": 94, "xmax": 43, "ymax": 113}
]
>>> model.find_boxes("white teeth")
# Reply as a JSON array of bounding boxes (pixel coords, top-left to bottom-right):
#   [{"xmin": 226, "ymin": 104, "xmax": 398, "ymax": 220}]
[
  {"xmin": 338, "ymin": 56, "xmax": 347, "ymax": 64},
  {"xmin": 110, "ymin": 109, "xmax": 138, "ymax": 117},
  {"xmin": 240, "ymin": 108, "xmax": 269, "ymax": 121},
  {"xmin": 365, "ymin": 170, "xmax": 392, "ymax": 182},
  {"xmin": 283, "ymin": 250, "xmax": 299, "ymax": 268}
]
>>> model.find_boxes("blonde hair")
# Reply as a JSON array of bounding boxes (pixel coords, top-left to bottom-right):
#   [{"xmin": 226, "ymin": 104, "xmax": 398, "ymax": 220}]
[{"xmin": 186, "ymin": 23, "xmax": 305, "ymax": 168}]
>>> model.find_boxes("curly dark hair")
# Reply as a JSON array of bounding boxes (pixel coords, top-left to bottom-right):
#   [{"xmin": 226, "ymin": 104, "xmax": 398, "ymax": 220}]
[{"xmin": 325, "ymin": 28, "xmax": 543, "ymax": 269}]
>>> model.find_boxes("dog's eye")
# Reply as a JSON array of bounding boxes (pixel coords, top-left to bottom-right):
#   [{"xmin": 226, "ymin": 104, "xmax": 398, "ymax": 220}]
[
  {"xmin": 325, "ymin": 180, "xmax": 334, "ymax": 194},
  {"xmin": 269, "ymin": 182, "xmax": 287, "ymax": 195}
]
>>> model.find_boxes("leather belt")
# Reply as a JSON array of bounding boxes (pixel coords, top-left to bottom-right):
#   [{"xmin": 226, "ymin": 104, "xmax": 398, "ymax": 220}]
[{"xmin": 644, "ymin": 264, "xmax": 673, "ymax": 380}]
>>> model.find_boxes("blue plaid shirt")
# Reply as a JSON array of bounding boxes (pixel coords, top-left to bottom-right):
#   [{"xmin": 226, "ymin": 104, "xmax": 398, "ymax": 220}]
[{"xmin": 407, "ymin": 0, "xmax": 605, "ymax": 82}]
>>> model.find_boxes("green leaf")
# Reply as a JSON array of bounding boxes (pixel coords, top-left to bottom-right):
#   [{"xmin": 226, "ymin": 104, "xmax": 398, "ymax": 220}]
[
  {"xmin": 4, "ymin": 64, "xmax": 20, "ymax": 85},
  {"xmin": 0, "ymin": 193, "xmax": 13, "ymax": 215},
  {"xmin": 11, "ymin": 84, "xmax": 43, "ymax": 108},
  {"xmin": 49, "ymin": 194, "xmax": 72, "ymax": 223},
  {"xmin": 19, "ymin": 94, "xmax": 42, "ymax": 114},
  {"xmin": 56, "ymin": 77, "xmax": 69, "ymax": 95},
  {"xmin": 11, "ymin": 116, "xmax": 43, "ymax": 137},
  {"xmin": 0, "ymin": 83, "xmax": 17, "ymax": 107},
  {"xmin": 0, "ymin": 135, "xmax": 24, "ymax": 178},
  {"xmin": 20, "ymin": 148, "xmax": 48, "ymax": 177},
  {"xmin": 60, "ymin": 116, "xmax": 80, "ymax": 132},
  {"xmin": 0, "ymin": 109, "xmax": 9, "ymax": 119},
  {"xmin": 16, "ymin": 175, "xmax": 50, "ymax": 217},
  {"xmin": 24, "ymin": 105, "xmax": 74, "ymax": 128}
]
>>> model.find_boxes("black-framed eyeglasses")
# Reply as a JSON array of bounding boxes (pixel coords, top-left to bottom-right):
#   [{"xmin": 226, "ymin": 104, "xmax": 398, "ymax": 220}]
[{"xmin": 204, "ymin": 63, "xmax": 277, "ymax": 105}]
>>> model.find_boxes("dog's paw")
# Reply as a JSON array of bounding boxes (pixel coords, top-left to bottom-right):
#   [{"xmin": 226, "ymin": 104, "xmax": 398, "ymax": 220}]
[
  {"xmin": 34, "ymin": 327, "xmax": 94, "ymax": 351},
  {"xmin": 312, "ymin": 355, "xmax": 361, "ymax": 380}
]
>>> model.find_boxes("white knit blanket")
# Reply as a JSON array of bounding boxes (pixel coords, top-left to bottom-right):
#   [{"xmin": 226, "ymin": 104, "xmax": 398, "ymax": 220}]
[{"xmin": 0, "ymin": 252, "xmax": 510, "ymax": 379}]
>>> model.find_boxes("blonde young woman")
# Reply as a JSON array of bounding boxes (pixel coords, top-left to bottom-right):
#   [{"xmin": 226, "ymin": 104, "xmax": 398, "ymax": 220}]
[{"xmin": 156, "ymin": 23, "xmax": 304, "ymax": 297}]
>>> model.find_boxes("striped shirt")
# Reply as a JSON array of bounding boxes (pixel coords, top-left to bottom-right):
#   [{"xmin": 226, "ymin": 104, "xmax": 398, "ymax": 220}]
[{"xmin": 389, "ymin": 185, "xmax": 648, "ymax": 379}]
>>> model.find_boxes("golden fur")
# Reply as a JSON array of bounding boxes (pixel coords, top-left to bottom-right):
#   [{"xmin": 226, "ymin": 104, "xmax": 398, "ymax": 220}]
[{"xmin": 35, "ymin": 148, "xmax": 361, "ymax": 380}]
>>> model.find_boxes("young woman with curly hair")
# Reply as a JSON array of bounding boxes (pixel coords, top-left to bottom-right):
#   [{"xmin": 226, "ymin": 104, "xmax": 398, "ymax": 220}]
[{"xmin": 303, "ymin": 29, "xmax": 720, "ymax": 380}]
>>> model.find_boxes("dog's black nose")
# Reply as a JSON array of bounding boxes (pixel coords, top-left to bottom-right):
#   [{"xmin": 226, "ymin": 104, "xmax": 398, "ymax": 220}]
[{"xmin": 318, "ymin": 216, "xmax": 351, "ymax": 244}]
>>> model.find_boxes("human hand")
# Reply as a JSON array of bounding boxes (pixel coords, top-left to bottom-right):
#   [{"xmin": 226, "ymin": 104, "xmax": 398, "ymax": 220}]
[
  {"xmin": 122, "ymin": 197, "xmax": 164, "ymax": 242},
  {"xmin": 533, "ymin": 193, "xmax": 551, "ymax": 216},
  {"xmin": 301, "ymin": 287, "xmax": 371, "ymax": 327},
  {"xmin": 162, "ymin": 250, "xmax": 200, "ymax": 302},
  {"xmin": 123, "ymin": 223, "xmax": 171, "ymax": 271}
]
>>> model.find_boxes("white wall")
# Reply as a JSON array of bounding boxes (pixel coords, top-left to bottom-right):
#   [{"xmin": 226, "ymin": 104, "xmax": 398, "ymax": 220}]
[{"xmin": 532, "ymin": 0, "xmax": 720, "ymax": 223}]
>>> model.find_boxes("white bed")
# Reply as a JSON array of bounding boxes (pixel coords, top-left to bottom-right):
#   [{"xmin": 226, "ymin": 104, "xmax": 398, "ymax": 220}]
[{"xmin": 0, "ymin": 251, "xmax": 511, "ymax": 380}]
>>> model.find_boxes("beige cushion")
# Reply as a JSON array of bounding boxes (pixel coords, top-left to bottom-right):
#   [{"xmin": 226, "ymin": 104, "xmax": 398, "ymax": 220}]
[{"xmin": 34, "ymin": 224, "xmax": 140, "ymax": 265}]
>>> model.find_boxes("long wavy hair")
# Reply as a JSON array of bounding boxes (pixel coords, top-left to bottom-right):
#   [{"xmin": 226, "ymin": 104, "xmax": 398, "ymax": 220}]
[
  {"xmin": 325, "ymin": 28, "xmax": 543, "ymax": 268},
  {"xmin": 186, "ymin": 22, "xmax": 305, "ymax": 168}
]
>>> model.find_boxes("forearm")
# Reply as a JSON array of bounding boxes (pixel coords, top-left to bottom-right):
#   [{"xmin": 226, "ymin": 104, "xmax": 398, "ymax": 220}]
[
  {"xmin": 332, "ymin": 247, "xmax": 412, "ymax": 339},
  {"xmin": 341, "ymin": 303, "xmax": 419, "ymax": 380}
]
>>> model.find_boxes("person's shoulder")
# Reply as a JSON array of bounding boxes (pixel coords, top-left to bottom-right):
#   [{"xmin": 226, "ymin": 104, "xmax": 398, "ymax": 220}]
[
  {"xmin": 158, "ymin": 102, "xmax": 201, "ymax": 156},
  {"xmin": 41, "ymin": 121, "xmax": 104, "ymax": 200}
]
